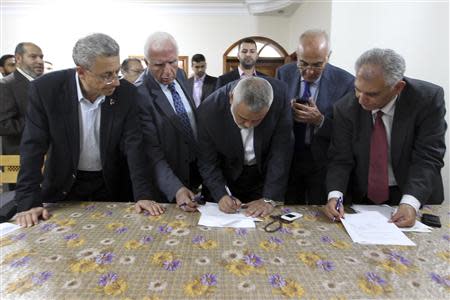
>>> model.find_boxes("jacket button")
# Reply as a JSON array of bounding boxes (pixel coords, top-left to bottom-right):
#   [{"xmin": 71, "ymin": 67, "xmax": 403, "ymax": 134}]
[{"xmin": 62, "ymin": 191, "xmax": 67, "ymax": 195}]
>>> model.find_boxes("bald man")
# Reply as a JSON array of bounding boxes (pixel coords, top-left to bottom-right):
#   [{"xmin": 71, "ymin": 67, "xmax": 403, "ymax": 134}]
[{"xmin": 276, "ymin": 29, "xmax": 354, "ymax": 205}]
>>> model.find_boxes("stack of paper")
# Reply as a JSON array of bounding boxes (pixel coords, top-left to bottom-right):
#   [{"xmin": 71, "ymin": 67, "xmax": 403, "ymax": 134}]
[
  {"xmin": 197, "ymin": 202, "xmax": 261, "ymax": 228},
  {"xmin": 341, "ymin": 211, "xmax": 416, "ymax": 246},
  {"xmin": 351, "ymin": 204, "xmax": 432, "ymax": 232}
]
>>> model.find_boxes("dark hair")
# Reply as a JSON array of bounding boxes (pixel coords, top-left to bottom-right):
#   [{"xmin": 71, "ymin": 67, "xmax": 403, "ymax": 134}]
[
  {"xmin": 121, "ymin": 58, "xmax": 142, "ymax": 72},
  {"xmin": 191, "ymin": 54, "xmax": 206, "ymax": 64},
  {"xmin": 14, "ymin": 42, "xmax": 30, "ymax": 56},
  {"xmin": 0, "ymin": 54, "xmax": 14, "ymax": 67},
  {"xmin": 238, "ymin": 38, "xmax": 257, "ymax": 51}
]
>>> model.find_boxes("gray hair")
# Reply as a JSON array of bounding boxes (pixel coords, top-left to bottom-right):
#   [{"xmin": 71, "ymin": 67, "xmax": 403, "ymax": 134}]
[
  {"xmin": 72, "ymin": 33, "xmax": 119, "ymax": 69},
  {"xmin": 144, "ymin": 31, "xmax": 179, "ymax": 60},
  {"xmin": 299, "ymin": 29, "xmax": 330, "ymax": 52},
  {"xmin": 15, "ymin": 42, "xmax": 40, "ymax": 56},
  {"xmin": 355, "ymin": 48, "xmax": 406, "ymax": 86},
  {"xmin": 232, "ymin": 77, "xmax": 273, "ymax": 112}
]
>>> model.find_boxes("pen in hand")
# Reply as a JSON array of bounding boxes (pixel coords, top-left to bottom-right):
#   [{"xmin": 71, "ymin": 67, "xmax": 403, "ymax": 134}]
[
  {"xmin": 225, "ymin": 185, "xmax": 240, "ymax": 213},
  {"xmin": 332, "ymin": 196, "xmax": 343, "ymax": 222}
]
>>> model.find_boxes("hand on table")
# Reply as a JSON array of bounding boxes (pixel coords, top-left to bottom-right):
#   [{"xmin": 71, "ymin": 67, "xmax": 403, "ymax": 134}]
[
  {"xmin": 390, "ymin": 204, "xmax": 416, "ymax": 227},
  {"xmin": 16, "ymin": 207, "xmax": 50, "ymax": 227},
  {"xmin": 244, "ymin": 199, "xmax": 274, "ymax": 218},
  {"xmin": 323, "ymin": 197, "xmax": 344, "ymax": 221},
  {"xmin": 135, "ymin": 200, "xmax": 164, "ymax": 216},
  {"xmin": 218, "ymin": 195, "xmax": 241, "ymax": 213},
  {"xmin": 175, "ymin": 186, "xmax": 198, "ymax": 212}
]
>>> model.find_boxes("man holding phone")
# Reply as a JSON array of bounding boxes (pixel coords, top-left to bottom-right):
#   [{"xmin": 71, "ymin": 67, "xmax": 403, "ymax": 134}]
[{"xmin": 276, "ymin": 29, "xmax": 354, "ymax": 205}]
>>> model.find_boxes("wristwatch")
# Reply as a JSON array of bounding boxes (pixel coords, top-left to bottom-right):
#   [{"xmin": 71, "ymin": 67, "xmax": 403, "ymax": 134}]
[{"xmin": 263, "ymin": 198, "xmax": 278, "ymax": 207}]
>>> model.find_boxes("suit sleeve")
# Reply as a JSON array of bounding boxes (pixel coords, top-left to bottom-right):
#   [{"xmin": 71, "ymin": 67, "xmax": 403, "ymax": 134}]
[
  {"xmin": 136, "ymin": 92, "xmax": 184, "ymax": 202},
  {"xmin": 402, "ymin": 87, "xmax": 446, "ymax": 203},
  {"xmin": 14, "ymin": 83, "xmax": 48, "ymax": 212},
  {"xmin": 326, "ymin": 98, "xmax": 356, "ymax": 194},
  {"xmin": 121, "ymin": 89, "xmax": 158, "ymax": 201},
  {"xmin": 0, "ymin": 81, "xmax": 25, "ymax": 136},
  {"xmin": 196, "ymin": 105, "xmax": 228, "ymax": 202},
  {"xmin": 261, "ymin": 87, "xmax": 294, "ymax": 201}
]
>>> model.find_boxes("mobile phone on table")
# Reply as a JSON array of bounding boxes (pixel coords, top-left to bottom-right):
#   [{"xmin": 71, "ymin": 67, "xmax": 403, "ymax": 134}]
[
  {"xmin": 280, "ymin": 212, "xmax": 303, "ymax": 222},
  {"xmin": 421, "ymin": 213, "xmax": 441, "ymax": 228}
]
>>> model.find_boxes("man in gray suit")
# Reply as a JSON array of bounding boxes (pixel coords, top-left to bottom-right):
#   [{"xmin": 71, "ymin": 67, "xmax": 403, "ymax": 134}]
[
  {"xmin": 324, "ymin": 48, "xmax": 446, "ymax": 228},
  {"xmin": 0, "ymin": 42, "xmax": 44, "ymax": 155},
  {"xmin": 197, "ymin": 77, "xmax": 294, "ymax": 217},
  {"xmin": 136, "ymin": 32, "xmax": 201, "ymax": 212},
  {"xmin": 276, "ymin": 30, "xmax": 354, "ymax": 205}
]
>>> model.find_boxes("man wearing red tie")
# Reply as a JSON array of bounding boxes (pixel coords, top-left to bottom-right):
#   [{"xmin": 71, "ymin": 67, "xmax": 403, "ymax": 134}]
[{"xmin": 324, "ymin": 48, "xmax": 446, "ymax": 228}]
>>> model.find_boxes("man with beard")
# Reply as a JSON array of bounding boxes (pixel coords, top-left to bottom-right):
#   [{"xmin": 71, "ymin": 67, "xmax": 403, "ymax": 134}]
[
  {"xmin": 0, "ymin": 43, "xmax": 44, "ymax": 158},
  {"xmin": 0, "ymin": 54, "xmax": 16, "ymax": 77},
  {"xmin": 186, "ymin": 54, "xmax": 217, "ymax": 107},
  {"xmin": 12, "ymin": 33, "xmax": 158, "ymax": 227},
  {"xmin": 215, "ymin": 38, "xmax": 265, "ymax": 89}
]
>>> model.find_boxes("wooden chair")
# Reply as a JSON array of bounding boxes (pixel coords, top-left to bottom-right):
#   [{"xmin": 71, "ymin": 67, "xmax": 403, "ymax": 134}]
[{"xmin": 0, "ymin": 155, "xmax": 20, "ymax": 184}]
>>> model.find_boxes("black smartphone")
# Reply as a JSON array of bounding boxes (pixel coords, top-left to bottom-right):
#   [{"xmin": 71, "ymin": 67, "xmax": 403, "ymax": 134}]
[
  {"xmin": 421, "ymin": 213, "xmax": 441, "ymax": 228},
  {"xmin": 294, "ymin": 97, "xmax": 309, "ymax": 105}
]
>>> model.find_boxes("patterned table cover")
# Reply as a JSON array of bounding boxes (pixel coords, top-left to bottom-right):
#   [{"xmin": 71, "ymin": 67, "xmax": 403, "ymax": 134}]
[{"xmin": 0, "ymin": 202, "xmax": 449, "ymax": 299}]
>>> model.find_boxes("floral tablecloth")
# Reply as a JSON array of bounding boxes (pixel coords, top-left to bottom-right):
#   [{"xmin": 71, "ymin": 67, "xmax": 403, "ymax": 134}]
[{"xmin": 0, "ymin": 202, "xmax": 449, "ymax": 299}]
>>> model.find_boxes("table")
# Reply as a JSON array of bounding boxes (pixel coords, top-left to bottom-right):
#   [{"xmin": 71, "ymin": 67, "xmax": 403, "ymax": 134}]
[{"xmin": 1, "ymin": 202, "xmax": 449, "ymax": 299}]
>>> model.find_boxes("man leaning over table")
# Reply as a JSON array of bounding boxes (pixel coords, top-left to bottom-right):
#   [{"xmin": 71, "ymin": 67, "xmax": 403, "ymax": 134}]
[
  {"xmin": 14, "ymin": 33, "xmax": 163, "ymax": 227},
  {"xmin": 197, "ymin": 76, "xmax": 294, "ymax": 217},
  {"xmin": 324, "ymin": 48, "xmax": 446, "ymax": 228}
]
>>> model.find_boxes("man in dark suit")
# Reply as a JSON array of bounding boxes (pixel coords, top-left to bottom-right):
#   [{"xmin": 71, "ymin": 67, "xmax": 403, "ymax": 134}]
[
  {"xmin": 276, "ymin": 30, "xmax": 354, "ymax": 205},
  {"xmin": 215, "ymin": 38, "xmax": 266, "ymax": 89},
  {"xmin": 0, "ymin": 54, "xmax": 16, "ymax": 77},
  {"xmin": 120, "ymin": 58, "xmax": 144, "ymax": 84},
  {"xmin": 186, "ymin": 54, "xmax": 217, "ymax": 107},
  {"xmin": 14, "ymin": 33, "xmax": 160, "ymax": 227},
  {"xmin": 197, "ymin": 77, "xmax": 294, "ymax": 217},
  {"xmin": 324, "ymin": 48, "xmax": 446, "ymax": 228},
  {"xmin": 0, "ymin": 42, "xmax": 44, "ymax": 156},
  {"xmin": 136, "ymin": 32, "xmax": 201, "ymax": 212}
]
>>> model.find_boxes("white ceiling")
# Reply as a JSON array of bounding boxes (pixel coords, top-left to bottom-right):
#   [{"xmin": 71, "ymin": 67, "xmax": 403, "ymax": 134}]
[{"xmin": 1, "ymin": 0, "xmax": 301, "ymax": 16}]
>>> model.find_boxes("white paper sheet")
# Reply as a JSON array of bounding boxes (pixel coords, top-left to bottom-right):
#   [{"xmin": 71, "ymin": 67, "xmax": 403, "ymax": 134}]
[
  {"xmin": 197, "ymin": 202, "xmax": 260, "ymax": 228},
  {"xmin": 0, "ymin": 222, "xmax": 21, "ymax": 237},
  {"xmin": 341, "ymin": 211, "xmax": 416, "ymax": 246},
  {"xmin": 351, "ymin": 204, "xmax": 432, "ymax": 232}
]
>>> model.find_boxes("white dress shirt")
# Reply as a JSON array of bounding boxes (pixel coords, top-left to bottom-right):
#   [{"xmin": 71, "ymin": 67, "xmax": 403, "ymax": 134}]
[
  {"xmin": 16, "ymin": 67, "xmax": 34, "ymax": 81},
  {"xmin": 328, "ymin": 96, "xmax": 421, "ymax": 212},
  {"xmin": 76, "ymin": 74, "xmax": 105, "ymax": 171},
  {"xmin": 159, "ymin": 80, "xmax": 197, "ymax": 137},
  {"xmin": 193, "ymin": 74, "xmax": 205, "ymax": 107}
]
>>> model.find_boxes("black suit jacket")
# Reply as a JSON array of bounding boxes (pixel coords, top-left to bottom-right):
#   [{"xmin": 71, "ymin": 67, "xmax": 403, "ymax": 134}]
[
  {"xmin": 186, "ymin": 74, "xmax": 218, "ymax": 104},
  {"xmin": 326, "ymin": 77, "xmax": 446, "ymax": 205},
  {"xmin": 136, "ymin": 71, "xmax": 199, "ymax": 202},
  {"xmin": 0, "ymin": 70, "xmax": 30, "ymax": 154},
  {"xmin": 15, "ymin": 69, "xmax": 155, "ymax": 212},
  {"xmin": 215, "ymin": 69, "xmax": 266, "ymax": 90},
  {"xmin": 197, "ymin": 78, "xmax": 294, "ymax": 202}
]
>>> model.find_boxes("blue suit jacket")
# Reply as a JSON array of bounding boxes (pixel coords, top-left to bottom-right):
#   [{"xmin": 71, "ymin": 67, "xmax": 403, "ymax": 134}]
[{"xmin": 276, "ymin": 62, "xmax": 354, "ymax": 164}]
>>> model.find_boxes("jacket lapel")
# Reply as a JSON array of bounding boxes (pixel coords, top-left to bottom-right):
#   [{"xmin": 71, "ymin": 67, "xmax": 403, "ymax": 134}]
[
  {"xmin": 225, "ymin": 106, "xmax": 244, "ymax": 165},
  {"xmin": 61, "ymin": 70, "xmax": 80, "ymax": 169},
  {"xmin": 100, "ymin": 96, "xmax": 115, "ymax": 167},
  {"xmin": 391, "ymin": 88, "xmax": 409, "ymax": 169}
]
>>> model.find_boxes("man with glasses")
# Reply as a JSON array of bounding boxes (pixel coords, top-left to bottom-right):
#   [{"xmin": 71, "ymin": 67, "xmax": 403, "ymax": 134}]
[
  {"xmin": 324, "ymin": 48, "xmax": 446, "ymax": 227},
  {"xmin": 12, "ymin": 33, "xmax": 160, "ymax": 227},
  {"xmin": 136, "ymin": 32, "xmax": 201, "ymax": 213},
  {"xmin": 121, "ymin": 58, "xmax": 144, "ymax": 83},
  {"xmin": 276, "ymin": 29, "xmax": 354, "ymax": 205}
]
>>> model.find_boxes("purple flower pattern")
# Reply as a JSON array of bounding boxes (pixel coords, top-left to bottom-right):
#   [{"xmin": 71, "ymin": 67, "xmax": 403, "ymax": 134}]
[
  {"xmin": 32, "ymin": 271, "xmax": 52, "ymax": 285},
  {"xmin": 95, "ymin": 252, "xmax": 115, "ymax": 265},
  {"xmin": 235, "ymin": 228, "xmax": 248, "ymax": 236},
  {"xmin": 163, "ymin": 259, "xmax": 181, "ymax": 271},
  {"xmin": 316, "ymin": 260, "xmax": 335, "ymax": 271},
  {"xmin": 243, "ymin": 253, "xmax": 263, "ymax": 267},
  {"xmin": 366, "ymin": 272, "xmax": 387, "ymax": 286},
  {"xmin": 64, "ymin": 233, "xmax": 79, "ymax": 240},
  {"xmin": 10, "ymin": 256, "xmax": 31, "ymax": 268},
  {"xmin": 115, "ymin": 227, "xmax": 128, "ymax": 234},
  {"xmin": 98, "ymin": 272, "xmax": 118, "ymax": 287},
  {"xmin": 269, "ymin": 274, "xmax": 286, "ymax": 288},
  {"xmin": 157, "ymin": 225, "xmax": 173, "ymax": 234},
  {"xmin": 40, "ymin": 223, "xmax": 58, "ymax": 232},
  {"xmin": 200, "ymin": 273, "xmax": 217, "ymax": 286},
  {"xmin": 140, "ymin": 236, "xmax": 154, "ymax": 244},
  {"xmin": 269, "ymin": 237, "xmax": 283, "ymax": 244},
  {"xmin": 192, "ymin": 235, "xmax": 206, "ymax": 244}
]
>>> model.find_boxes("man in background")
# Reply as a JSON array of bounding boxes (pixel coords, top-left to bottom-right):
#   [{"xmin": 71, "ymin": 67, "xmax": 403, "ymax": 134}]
[
  {"xmin": 121, "ymin": 58, "xmax": 144, "ymax": 83},
  {"xmin": 0, "ymin": 54, "xmax": 16, "ymax": 77},
  {"xmin": 186, "ymin": 54, "xmax": 217, "ymax": 107},
  {"xmin": 215, "ymin": 38, "xmax": 265, "ymax": 89},
  {"xmin": 0, "ymin": 42, "xmax": 44, "ymax": 157},
  {"xmin": 276, "ymin": 30, "xmax": 354, "ymax": 205}
]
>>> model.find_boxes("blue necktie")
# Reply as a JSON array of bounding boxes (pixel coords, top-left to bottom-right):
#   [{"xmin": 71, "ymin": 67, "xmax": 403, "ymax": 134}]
[
  {"xmin": 168, "ymin": 83, "xmax": 195, "ymax": 140},
  {"xmin": 301, "ymin": 81, "xmax": 311, "ymax": 100}
]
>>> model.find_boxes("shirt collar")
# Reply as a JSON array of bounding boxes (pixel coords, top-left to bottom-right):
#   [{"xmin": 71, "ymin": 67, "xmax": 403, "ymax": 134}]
[
  {"xmin": 75, "ymin": 72, "xmax": 105, "ymax": 105},
  {"xmin": 17, "ymin": 67, "xmax": 35, "ymax": 81},
  {"xmin": 301, "ymin": 75, "xmax": 322, "ymax": 86},
  {"xmin": 194, "ymin": 74, "xmax": 206, "ymax": 82},
  {"xmin": 372, "ymin": 95, "xmax": 397, "ymax": 117},
  {"xmin": 238, "ymin": 66, "xmax": 256, "ymax": 77}
]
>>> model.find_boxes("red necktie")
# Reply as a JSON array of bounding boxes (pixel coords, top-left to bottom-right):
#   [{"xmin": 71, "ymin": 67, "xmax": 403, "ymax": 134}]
[{"xmin": 367, "ymin": 111, "xmax": 389, "ymax": 204}]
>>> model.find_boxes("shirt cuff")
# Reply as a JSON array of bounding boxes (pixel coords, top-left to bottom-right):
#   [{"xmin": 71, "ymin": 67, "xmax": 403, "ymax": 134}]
[
  {"xmin": 328, "ymin": 191, "xmax": 343, "ymax": 202},
  {"xmin": 316, "ymin": 115, "xmax": 325, "ymax": 128},
  {"xmin": 400, "ymin": 194, "xmax": 421, "ymax": 213}
]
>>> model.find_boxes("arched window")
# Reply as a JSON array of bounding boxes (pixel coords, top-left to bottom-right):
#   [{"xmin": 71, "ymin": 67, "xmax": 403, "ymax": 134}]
[{"xmin": 222, "ymin": 36, "xmax": 289, "ymax": 77}]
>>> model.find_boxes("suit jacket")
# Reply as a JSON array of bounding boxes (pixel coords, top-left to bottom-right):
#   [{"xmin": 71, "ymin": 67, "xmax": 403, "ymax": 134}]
[
  {"xmin": 276, "ymin": 62, "xmax": 354, "ymax": 164},
  {"xmin": 186, "ymin": 74, "xmax": 218, "ymax": 104},
  {"xmin": 0, "ymin": 70, "xmax": 30, "ymax": 154},
  {"xmin": 327, "ymin": 77, "xmax": 446, "ymax": 205},
  {"xmin": 197, "ymin": 77, "xmax": 294, "ymax": 202},
  {"xmin": 15, "ymin": 69, "xmax": 155, "ymax": 212},
  {"xmin": 215, "ymin": 69, "xmax": 266, "ymax": 90},
  {"xmin": 136, "ymin": 71, "xmax": 199, "ymax": 202}
]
